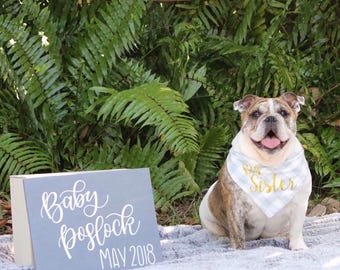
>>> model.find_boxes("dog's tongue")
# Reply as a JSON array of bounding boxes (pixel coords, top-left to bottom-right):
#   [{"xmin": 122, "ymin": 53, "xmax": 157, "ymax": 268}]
[{"xmin": 261, "ymin": 137, "xmax": 281, "ymax": 149}]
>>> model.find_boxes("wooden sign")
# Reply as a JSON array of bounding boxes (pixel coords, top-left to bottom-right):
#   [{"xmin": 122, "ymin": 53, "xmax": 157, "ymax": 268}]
[{"xmin": 10, "ymin": 168, "xmax": 162, "ymax": 270}]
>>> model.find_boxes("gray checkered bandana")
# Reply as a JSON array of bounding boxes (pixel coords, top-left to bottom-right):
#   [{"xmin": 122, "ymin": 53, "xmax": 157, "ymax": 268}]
[{"xmin": 227, "ymin": 148, "xmax": 309, "ymax": 218}]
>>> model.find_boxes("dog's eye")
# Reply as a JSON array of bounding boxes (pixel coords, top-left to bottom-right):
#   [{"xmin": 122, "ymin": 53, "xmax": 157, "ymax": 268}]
[
  {"xmin": 251, "ymin": 110, "xmax": 261, "ymax": 118},
  {"xmin": 279, "ymin": 109, "xmax": 289, "ymax": 117}
]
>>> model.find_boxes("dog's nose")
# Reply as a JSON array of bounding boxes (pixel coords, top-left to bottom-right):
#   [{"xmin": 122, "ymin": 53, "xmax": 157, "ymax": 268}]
[{"xmin": 265, "ymin": 116, "xmax": 277, "ymax": 123}]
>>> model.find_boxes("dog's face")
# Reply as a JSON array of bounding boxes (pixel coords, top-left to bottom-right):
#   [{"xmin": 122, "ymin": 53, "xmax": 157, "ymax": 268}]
[{"xmin": 234, "ymin": 93, "xmax": 305, "ymax": 154}]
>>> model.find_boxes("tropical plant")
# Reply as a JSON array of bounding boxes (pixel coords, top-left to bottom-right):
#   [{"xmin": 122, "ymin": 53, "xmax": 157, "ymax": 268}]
[
  {"xmin": 139, "ymin": 0, "xmax": 339, "ymax": 199},
  {"xmin": 0, "ymin": 0, "xmax": 339, "ymax": 223}
]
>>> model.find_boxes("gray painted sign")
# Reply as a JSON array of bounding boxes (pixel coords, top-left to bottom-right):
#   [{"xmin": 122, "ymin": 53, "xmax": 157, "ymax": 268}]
[{"xmin": 23, "ymin": 168, "xmax": 162, "ymax": 270}]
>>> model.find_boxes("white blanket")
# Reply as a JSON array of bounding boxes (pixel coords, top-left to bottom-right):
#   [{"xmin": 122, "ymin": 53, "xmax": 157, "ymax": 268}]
[{"xmin": 1, "ymin": 214, "xmax": 340, "ymax": 270}]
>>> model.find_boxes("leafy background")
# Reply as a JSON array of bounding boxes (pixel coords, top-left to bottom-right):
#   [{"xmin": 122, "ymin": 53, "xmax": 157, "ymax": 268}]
[{"xmin": 0, "ymin": 0, "xmax": 339, "ymax": 223}]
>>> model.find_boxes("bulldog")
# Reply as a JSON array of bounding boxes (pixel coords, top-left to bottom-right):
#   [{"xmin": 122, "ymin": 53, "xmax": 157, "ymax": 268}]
[{"xmin": 199, "ymin": 93, "xmax": 311, "ymax": 250}]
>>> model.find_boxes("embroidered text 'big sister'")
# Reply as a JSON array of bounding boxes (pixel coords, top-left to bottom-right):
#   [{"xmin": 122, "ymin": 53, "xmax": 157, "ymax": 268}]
[{"xmin": 227, "ymin": 148, "xmax": 310, "ymax": 218}]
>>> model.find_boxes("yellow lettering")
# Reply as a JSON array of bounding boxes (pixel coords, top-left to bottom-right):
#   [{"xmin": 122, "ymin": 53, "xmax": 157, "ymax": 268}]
[
  {"xmin": 243, "ymin": 164, "xmax": 251, "ymax": 175},
  {"xmin": 279, "ymin": 179, "xmax": 285, "ymax": 191},
  {"xmin": 259, "ymin": 180, "xmax": 263, "ymax": 192},
  {"xmin": 248, "ymin": 174, "xmax": 296, "ymax": 194},
  {"xmin": 264, "ymin": 180, "xmax": 272, "ymax": 193},
  {"xmin": 254, "ymin": 166, "xmax": 261, "ymax": 176},
  {"xmin": 250, "ymin": 175, "xmax": 260, "ymax": 192},
  {"xmin": 272, "ymin": 174, "xmax": 277, "ymax": 192},
  {"xmin": 243, "ymin": 165, "xmax": 262, "ymax": 177}
]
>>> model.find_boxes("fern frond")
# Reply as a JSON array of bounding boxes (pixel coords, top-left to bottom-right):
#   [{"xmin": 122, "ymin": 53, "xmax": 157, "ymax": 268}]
[
  {"xmin": 93, "ymin": 82, "xmax": 199, "ymax": 154},
  {"xmin": 19, "ymin": 0, "xmax": 61, "ymax": 58},
  {"xmin": 188, "ymin": 96, "xmax": 216, "ymax": 128},
  {"xmin": 0, "ymin": 14, "xmax": 66, "ymax": 117},
  {"xmin": 267, "ymin": 46, "xmax": 300, "ymax": 90},
  {"xmin": 176, "ymin": 0, "xmax": 228, "ymax": 31},
  {"xmin": 60, "ymin": 123, "xmax": 125, "ymax": 171},
  {"xmin": 180, "ymin": 126, "xmax": 228, "ymax": 188},
  {"xmin": 298, "ymin": 130, "xmax": 339, "ymax": 199},
  {"xmin": 103, "ymin": 59, "xmax": 160, "ymax": 90},
  {"xmin": 183, "ymin": 64, "xmax": 207, "ymax": 101},
  {"xmin": 123, "ymin": 59, "xmax": 160, "ymax": 86},
  {"xmin": 261, "ymin": 0, "xmax": 293, "ymax": 48},
  {"xmin": 113, "ymin": 138, "xmax": 198, "ymax": 210},
  {"xmin": 114, "ymin": 138, "xmax": 166, "ymax": 169},
  {"xmin": 0, "ymin": 88, "xmax": 20, "ymax": 133},
  {"xmin": 234, "ymin": 0, "xmax": 257, "ymax": 44},
  {"xmin": 0, "ymin": 133, "xmax": 51, "ymax": 192},
  {"xmin": 0, "ymin": 0, "xmax": 21, "ymax": 15},
  {"xmin": 298, "ymin": 133, "xmax": 333, "ymax": 178},
  {"xmin": 204, "ymin": 35, "xmax": 258, "ymax": 56},
  {"xmin": 69, "ymin": 0, "xmax": 146, "ymax": 85},
  {"xmin": 320, "ymin": 127, "xmax": 340, "ymax": 181},
  {"xmin": 194, "ymin": 127, "xmax": 228, "ymax": 186},
  {"xmin": 0, "ymin": 45, "xmax": 14, "ymax": 85}
]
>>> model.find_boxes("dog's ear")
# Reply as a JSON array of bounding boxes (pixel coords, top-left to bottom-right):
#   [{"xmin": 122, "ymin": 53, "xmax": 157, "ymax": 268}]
[
  {"xmin": 281, "ymin": 92, "xmax": 305, "ymax": 113},
  {"xmin": 233, "ymin": 95, "xmax": 258, "ymax": 113}
]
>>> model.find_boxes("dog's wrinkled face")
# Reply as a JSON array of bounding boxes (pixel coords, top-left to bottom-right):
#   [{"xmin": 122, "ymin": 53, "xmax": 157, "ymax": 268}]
[{"xmin": 234, "ymin": 93, "xmax": 305, "ymax": 154}]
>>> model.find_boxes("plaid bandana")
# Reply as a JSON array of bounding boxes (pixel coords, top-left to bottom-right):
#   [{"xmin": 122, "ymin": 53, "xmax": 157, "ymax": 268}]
[{"xmin": 226, "ymin": 148, "xmax": 309, "ymax": 218}]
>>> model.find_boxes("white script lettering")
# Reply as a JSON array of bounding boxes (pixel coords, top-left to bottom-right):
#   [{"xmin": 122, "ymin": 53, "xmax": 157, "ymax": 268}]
[
  {"xmin": 40, "ymin": 180, "xmax": 108, "ymax": 223},
  {"xmin": 58, "ymin": 204, "xmax": 141, "ymax": 259}
]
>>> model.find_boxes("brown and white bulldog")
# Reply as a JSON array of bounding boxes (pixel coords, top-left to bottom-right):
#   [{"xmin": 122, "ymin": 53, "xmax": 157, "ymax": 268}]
[{"xmin": 199, "ymin": 93, "xmax": 312, "ymax": 250}]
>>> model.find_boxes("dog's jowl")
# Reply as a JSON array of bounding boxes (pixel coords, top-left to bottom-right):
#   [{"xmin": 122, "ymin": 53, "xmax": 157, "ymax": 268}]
[{"xmin": 199, "ymin": 93, "xmax": 311, "ymax": 250}]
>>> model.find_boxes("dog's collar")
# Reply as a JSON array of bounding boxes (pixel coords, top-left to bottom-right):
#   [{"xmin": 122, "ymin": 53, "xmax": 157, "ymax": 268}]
[{"xmin": 226, "ymin": 148, "xmax": 310, "ymax": 218}]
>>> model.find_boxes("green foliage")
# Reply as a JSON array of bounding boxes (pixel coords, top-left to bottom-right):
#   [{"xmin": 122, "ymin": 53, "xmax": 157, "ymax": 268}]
[
  {"xmin": 68, "ymin": 0, "xmax": 146, "ymax": 85},
  {"xmin": 0, "ymin": 0, "xmax": 339, "ymax": 213},
  {"xmin": 112, "ymin": 138, "xmax": 199, "ymax": 211},
  {"xmin": 180, "ymin": 126, "xmax": 229, "ymax": 188},
  {"xmin": 90, "ymin": 82, "xmax": 199, "ymax": 153},
  {"xmin": 0, "ymin": 8, "xmax": 66, "ymax": 120},
  {"xmin": 0, "ymin": 133, "xmax": 51, "ymax": 191}
]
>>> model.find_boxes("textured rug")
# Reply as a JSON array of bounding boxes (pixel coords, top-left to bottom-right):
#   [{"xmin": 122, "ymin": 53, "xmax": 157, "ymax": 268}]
[{"xmin": 1, "ymin": 213, "xmax": 340, "ymax": 270}]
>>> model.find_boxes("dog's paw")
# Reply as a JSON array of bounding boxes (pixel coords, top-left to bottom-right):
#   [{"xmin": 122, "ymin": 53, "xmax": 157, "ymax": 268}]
[{"xmin": 289, "ymin": 239, "xmax": 308, "ymax": 250}]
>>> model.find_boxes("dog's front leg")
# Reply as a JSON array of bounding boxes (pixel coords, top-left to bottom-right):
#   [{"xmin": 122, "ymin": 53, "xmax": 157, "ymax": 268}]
[
  {"xmin": 215, "ymin": 164, "xmax": 246, "ymax": 249},
  {"xmin": 225, "ymin": 205, "xmax": 246, "ymax": 249},
  {"xmin": 288, "ymin": 201, "xmax": 308, "ymax": 250},
  {"xmin": 220, "ymin": 180, "xmax": 246, "ymax": 249},
  {"xmin": 289, "ymin": 178, "xmax": 311, "ymax": 250}
]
